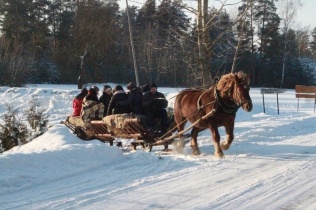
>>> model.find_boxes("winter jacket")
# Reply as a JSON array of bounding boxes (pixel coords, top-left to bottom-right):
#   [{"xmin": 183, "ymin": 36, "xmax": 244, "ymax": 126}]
[
  {"xmin": 72, "ymin": 91, "xmax": 87, "ymax": 116},
  {"xmin": 81, "ymin": 100, "xmax": 105, "ymax": 122},
  {"xmin": 99, "ymin": 93, "xmax": 112, "ymax": 117},
  {"xmin": 72, "ymin": 98, "xmax": 84, "ymax": 116},
  {"xmin": 142, "ymin": 91, "xmax": 168, "ymax": 112},
  {"xmin": 107, "ymin": 90, "xmax": 130, "ymax": 115},
  {"xmin": 119, "ymin": 87, "xmax": 144, "ymax": 115}
]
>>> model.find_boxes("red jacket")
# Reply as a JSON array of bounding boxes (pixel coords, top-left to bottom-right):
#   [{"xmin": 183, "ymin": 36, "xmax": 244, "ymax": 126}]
[{"xmin": 72, "ymin": 98, "xmax": 84, "ymax": 116}]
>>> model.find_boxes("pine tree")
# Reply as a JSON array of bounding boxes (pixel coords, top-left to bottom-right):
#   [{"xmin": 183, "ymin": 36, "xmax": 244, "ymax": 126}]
[
  {"xmin": 253, "ymin": 0, "xmax": 281, "ymax": 86},
  {"xmin": 0, "ymin": 104, "xmax": 28, "ymax": 152},
  {"xmin": 236, "ymin": 0, "xmax": 256, "ymax": 85},
  {"xmin": 24, "ymin": 96, "xmax": 49, "ymax": 137}
]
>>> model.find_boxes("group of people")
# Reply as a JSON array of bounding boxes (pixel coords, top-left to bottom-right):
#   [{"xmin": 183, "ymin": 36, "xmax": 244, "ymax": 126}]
[{"xmin": 72, "ymin": 83, "xmax": 169, "ymax": 132}]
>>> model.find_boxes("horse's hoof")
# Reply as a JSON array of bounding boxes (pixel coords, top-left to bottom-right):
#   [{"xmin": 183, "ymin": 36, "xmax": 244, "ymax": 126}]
[
  {"xmin": 215, "ymin": 151, "xmax": 225, "ymax": 158},
  {"xmin": 192, "ymin": 150, "xmax": 201, "ymax": 155},
  {"xmin": 163, "ymin": 148, "xmax": 172, "ymax": 152},
  {"xmin": 173, "ymin": 141, "xmax": 185, "ymax": 153},
  {"xmin": 191, "ymin": 145, "xmax": 201, "ymax": 155},
  {"xmin": 221, "ymin": 143, "xmax": 230, "ymax": 150}
]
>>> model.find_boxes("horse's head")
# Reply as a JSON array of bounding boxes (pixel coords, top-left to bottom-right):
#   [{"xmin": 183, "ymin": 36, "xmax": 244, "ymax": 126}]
[
  {"xmin": 219, "ymin": 71, "xmax": 252, "ymax": 112},
  {"xmin": 231, "ymin": 71, "xmax": 252, "ymax": 112}
]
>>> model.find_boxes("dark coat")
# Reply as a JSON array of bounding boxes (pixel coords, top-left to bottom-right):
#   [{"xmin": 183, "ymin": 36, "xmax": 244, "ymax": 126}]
[
  {"xmin": 99, "ymin": 93, "xmax": 112, "ymax": 116},
  {"xmin": 85, "ymin": 90, "xmax": 98, "ymax": 102},
  {"xmin": 142, "ymin": 91, "xmax": 168, "ymax": 112},
  {"xmin": 107, "ymin": 90, "xmax": 130, "ymax": 115},
  {"xmin": 119, "ymin": 87, "xmax": 144, "ymax": 115}
]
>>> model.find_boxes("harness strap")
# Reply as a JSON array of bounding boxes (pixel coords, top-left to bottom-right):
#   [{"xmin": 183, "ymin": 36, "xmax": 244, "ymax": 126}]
[{"xmin": 156, "ymin": 87, "xmax": 218, "ymax": 141}]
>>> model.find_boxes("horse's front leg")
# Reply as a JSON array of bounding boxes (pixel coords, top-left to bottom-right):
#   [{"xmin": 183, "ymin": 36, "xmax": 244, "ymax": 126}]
[
  {"xmin": 221, "ymin": 120, "xmax": 234, "ymax": 151},
  {"xmin": 190, "ymin": 127, "xmax": 201, "ymax": 155},
  {"xmin": 209, "ymin": 125, "xmax": 224, "ymax": 158}
]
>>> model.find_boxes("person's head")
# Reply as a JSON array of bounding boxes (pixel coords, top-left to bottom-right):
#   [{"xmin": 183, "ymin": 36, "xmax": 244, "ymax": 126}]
[
  {"xmin": 126, "ymin": 82, "xmax": 136, "ymax": 91},
  {"xmin": 142, "ymin": 84, "xmax": 150, "ymax": 94},
  {"xmin": 149, "ymin": 83, "xmax": 157, "ymax": 94},
  {"xmin": 81, "ymin": 87, "xmax": 88, "ymax": 96},
  {"xmin": 113, "ymin": 85, "xmax": 124, "ymax": 93},
  {"xmin": 90, "ymin": 85, "xmax": 100, "ymax": 95},
  {"xmin": 102, "ymin": 85, "xmax": 112, "ymax": 95}
]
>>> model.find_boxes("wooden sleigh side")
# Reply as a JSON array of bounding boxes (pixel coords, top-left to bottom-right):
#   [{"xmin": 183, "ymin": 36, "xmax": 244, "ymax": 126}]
[{"xmin": 61, "ymin": 114, "xmax": 192, "ymax": 152}]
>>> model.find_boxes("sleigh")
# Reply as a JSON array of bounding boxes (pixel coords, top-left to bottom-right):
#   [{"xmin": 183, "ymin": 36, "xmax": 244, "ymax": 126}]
[{"xmin": 61, "ymin": 113, "xmax": 191, "ymax": 151}]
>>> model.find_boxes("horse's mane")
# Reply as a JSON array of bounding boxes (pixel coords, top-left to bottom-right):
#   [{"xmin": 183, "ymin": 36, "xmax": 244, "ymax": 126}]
[{"xmin": 216, "ymin": 71, "xmax": 250, "ymax": 93}]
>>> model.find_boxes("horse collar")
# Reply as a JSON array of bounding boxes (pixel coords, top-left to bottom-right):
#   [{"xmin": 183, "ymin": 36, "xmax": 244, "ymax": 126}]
[{"xmin": 215, "ymin": 88, "xmax": 240, "ymax": 114}]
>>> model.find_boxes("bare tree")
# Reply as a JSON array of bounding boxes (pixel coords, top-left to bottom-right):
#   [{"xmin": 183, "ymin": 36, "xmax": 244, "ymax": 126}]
[
  {"xmin": 0, "ymin": 37, "xmax": 34, "ymax": 86},
  {"xmin": 277, "ymin": 0, "xmax": 302, "ymax": 87}
]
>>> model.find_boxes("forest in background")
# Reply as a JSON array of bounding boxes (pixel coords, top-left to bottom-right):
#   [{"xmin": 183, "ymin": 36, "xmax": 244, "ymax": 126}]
[{"xmin": 0, "ymin": 0, "xmax": 315, "ymax": 88}]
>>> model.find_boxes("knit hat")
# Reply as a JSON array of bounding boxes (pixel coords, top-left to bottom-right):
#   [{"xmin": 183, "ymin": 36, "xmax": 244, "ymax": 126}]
[
  {"xmin": 81, "ymin": 87, "xmax": 88, "ymax": 95},
  {"xmin": 126, "ymin": 82, "xmax": 136, "ymax": 90},
  {"xmin": 149, "ymin": 83, "xmax": 157, "ymax": 89},
  {"xmin": 91, "ymin": 85, "xmax": 99, "ymax": 93},
  {"xmin": 142, "ymin": 84, "xmax": 150, "ymax": 93}
]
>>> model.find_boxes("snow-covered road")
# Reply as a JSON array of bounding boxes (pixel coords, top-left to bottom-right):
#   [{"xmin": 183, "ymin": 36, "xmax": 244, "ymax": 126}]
[{"xmin": 1, "ymin": 85, "xmax": 316, "ymax": 209}]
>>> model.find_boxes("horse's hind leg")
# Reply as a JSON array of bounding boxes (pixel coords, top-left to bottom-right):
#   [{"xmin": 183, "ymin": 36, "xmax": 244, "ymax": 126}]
[
  {"xmin": 190, "ymin": 127, "xmax": 201, "ymax": 155},
  {"xmin": 174, "ymin": 117, "xmax": 186, "ymax": 153}
]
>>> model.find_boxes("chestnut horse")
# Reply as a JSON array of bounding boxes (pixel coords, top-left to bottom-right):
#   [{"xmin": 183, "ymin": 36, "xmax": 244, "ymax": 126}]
[{"xmin": 174, "ymin": 71, "xmax": 253, "ymax": 158}]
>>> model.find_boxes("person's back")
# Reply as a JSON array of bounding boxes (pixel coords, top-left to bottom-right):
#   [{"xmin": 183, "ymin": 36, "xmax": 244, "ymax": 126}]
[
  {"xmin": 107, "ymin": 85, "xmax": 130, "ymax": 115},
  {"xmin": 99, "ymin": 85, "xmax": 113, "ymax": 117},
  {"xmin": 82, "ymin": 86, "xmax": 104, "ymax": 121},
  {"xmin": 142, "ymin": 84, "xmax": 168, "ymax": 132},
  {"xmin": 119, "ymin": 82, "xmax": 144, "ymax": 115},
  {"xmin": 72, "ymin": 88, "xmax": 88, "ymax": 116}
]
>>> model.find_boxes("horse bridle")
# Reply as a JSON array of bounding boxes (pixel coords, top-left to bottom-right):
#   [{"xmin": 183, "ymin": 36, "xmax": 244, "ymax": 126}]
[{"xmin": 230, "ymin": 82, "xmax": 252, "ymax": 106}]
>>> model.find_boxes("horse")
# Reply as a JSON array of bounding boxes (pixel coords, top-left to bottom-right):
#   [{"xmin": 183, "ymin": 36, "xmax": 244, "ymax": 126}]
[{"xmin": 174, "ymin": 71, "xmax": 253, "ymax": 158}]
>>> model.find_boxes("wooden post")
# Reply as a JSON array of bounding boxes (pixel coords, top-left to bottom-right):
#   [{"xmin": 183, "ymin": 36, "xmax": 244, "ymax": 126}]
[
  {"xmin": 262, "ymin": 93, "xmax": 265, "ymax": 113},
  {"xmin": 314, "ymin": 93, "xmax": 316, "ymax": 113},
  {"xmin": 261, "ymin": 88, "xmax": 285, "ymax": 114},
  {"xmin": 277, "ymin": 92, "xmax": 279, "ymax": 115},
  {"xmin": 78, "ymin": 76, "xmax": 82, "ymax": 89}
]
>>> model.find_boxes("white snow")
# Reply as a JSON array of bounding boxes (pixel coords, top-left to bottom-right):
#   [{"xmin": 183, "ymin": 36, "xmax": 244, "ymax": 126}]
[{"xmin": 1, "ymin": 84, "xmax": 316, "ymax": 210}]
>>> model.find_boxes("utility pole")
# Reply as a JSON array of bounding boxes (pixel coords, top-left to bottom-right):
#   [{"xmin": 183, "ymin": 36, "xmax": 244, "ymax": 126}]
[{"xmin": 126, "ymin": 0, "xmax": 139, "ymax": 86}]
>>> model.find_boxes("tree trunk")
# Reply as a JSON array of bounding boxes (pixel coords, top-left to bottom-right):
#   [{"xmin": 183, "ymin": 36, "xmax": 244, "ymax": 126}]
[{"xmin": 197, "ymin": 0, "xmax": 212, "ymax": 87}]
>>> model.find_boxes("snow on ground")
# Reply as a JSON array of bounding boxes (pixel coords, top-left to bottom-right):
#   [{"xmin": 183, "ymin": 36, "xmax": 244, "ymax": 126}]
[{"xmin": 1, "ymin": 84, "xmax": 316, "ymax": 210}]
